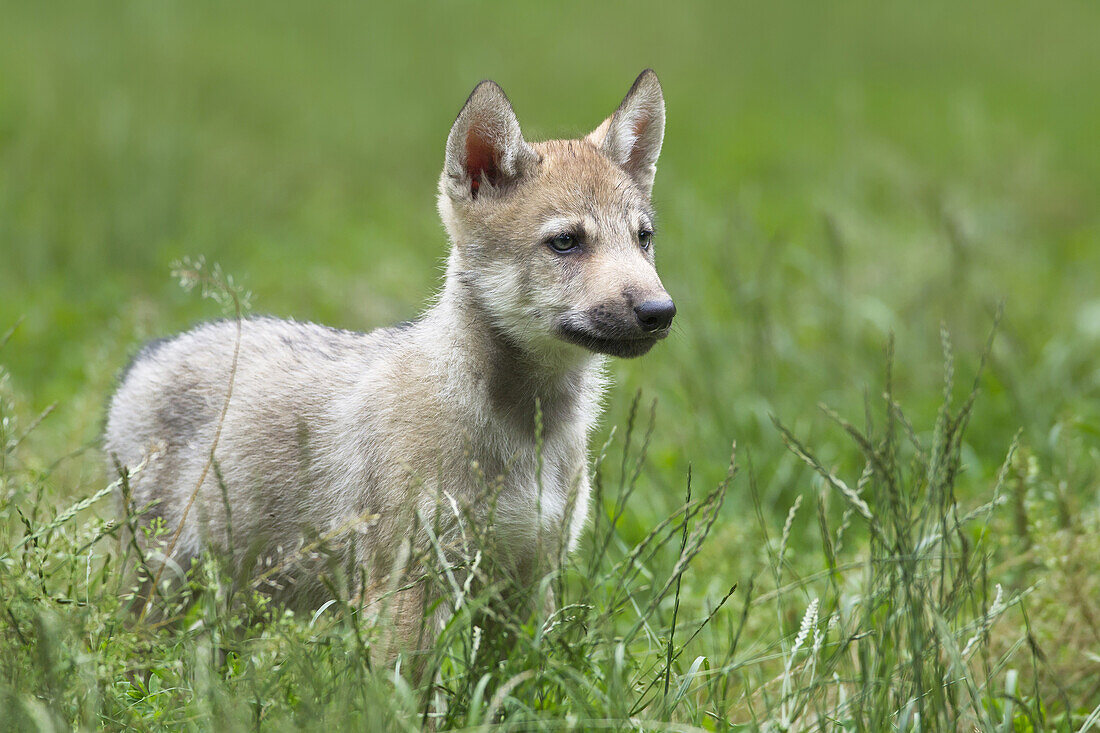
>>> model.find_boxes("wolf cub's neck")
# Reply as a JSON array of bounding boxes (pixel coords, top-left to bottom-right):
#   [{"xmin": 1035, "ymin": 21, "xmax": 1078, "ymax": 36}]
[{"xmin": 414, "ymin": 280, "xmax": 605, "ymax": 438}]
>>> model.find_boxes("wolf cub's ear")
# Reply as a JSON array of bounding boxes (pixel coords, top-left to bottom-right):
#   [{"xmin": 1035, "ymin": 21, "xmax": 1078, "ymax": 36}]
[
  {"xmin": 444, "ymin": 80, "xmax": 537, "ymax": 201},
  {"xmin": 587, "ymin": 70, "xmax": 665, "ymax": 197}
]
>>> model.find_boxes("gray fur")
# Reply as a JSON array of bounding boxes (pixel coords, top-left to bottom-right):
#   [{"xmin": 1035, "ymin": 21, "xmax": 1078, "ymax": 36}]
[{"xmin": 104, "ymin": 71, "xmax": 672, "ymax": 648}]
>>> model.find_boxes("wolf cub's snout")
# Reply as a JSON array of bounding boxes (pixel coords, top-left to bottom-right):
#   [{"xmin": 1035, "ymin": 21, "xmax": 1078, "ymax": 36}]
[{"xmin": 105, "ymin": 70, "xmax": 673, "ymax": 656}]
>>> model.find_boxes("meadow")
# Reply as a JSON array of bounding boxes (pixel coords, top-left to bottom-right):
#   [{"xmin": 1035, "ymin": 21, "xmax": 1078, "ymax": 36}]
[{"xmin": 2, "ymin": 1, "xmax": 1099, "ymax": 730}]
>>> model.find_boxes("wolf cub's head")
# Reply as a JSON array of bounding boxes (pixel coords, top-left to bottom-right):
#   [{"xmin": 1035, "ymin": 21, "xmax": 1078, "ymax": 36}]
[{"xmin": 438, "ymin": 70, "xmax": 674, "ymax": 362}]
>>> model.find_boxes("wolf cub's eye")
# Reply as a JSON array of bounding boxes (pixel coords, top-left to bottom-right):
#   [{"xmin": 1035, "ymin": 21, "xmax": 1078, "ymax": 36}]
[
  {"xmin": 547, "ymin": 233, "xmax": 578, "ymax": 253},
  {"xmin": 638, "ymin": 229, "xmax": 654, "ymax": 250}
]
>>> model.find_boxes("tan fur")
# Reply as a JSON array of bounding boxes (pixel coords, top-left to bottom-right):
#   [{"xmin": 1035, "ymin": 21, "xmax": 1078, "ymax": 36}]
[{"xmin": 104, "ymin": 71, "xmax": 673, "ymax": 663}]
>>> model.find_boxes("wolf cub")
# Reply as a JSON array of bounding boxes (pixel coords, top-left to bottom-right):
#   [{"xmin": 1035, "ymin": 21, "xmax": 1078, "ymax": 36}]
[{"xmin": 105, "ymin": 70, "xmax": 674, "ymax": 649}]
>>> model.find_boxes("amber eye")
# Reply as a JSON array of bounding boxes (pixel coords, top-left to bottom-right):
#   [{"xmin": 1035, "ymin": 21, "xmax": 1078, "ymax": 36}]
[
  {"xmin": 638, "ymin": 229, "xmax": 653, "ymax": 250},
  {"xmin": 548, "ymin": 233, "xmax": 578, "ymax": 253}
]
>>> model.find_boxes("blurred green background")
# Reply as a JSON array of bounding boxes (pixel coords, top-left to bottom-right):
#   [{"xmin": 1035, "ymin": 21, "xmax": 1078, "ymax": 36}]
[{"xmin": 2, "ymin": 0, "xmax": 1099, "ymax": 531}]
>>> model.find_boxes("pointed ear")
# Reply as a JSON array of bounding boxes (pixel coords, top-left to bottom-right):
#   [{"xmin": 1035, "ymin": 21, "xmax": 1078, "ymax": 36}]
[
  {"xmin": 586, "ymin": 69, "xmax": 665, "ymax": 196},
  {"xmin": 444, "ymin": 80, "xmax": 536, "ymax": 200}
]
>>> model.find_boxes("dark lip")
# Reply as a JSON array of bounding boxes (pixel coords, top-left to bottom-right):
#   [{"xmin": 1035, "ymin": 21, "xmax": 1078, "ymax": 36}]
[{"xmin": 556, "ymin": 323, "xmax": 665, "ymax": 358}]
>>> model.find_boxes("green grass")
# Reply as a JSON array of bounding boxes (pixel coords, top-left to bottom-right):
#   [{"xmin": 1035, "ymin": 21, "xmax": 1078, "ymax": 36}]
[{"xmin": 3, "ymin": 0, "xmax": 1100, "ymax": 729}]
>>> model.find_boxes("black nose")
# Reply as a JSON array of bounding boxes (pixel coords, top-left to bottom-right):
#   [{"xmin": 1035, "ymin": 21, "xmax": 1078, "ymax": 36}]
[{"xmin": 633, "ymin": 298, "xmax": 676, "ymax": 332}]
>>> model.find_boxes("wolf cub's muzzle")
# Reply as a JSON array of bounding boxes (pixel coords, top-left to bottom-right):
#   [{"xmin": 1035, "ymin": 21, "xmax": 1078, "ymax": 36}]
[{"xmin": 557, "ymin": 293, "xmax": 675, "ymax": 358}]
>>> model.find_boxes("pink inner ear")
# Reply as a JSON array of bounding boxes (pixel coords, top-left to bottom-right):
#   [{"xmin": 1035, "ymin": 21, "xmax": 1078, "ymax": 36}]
[
  {"xmin": 465, "ymin": 128, "xmax": 498, "ymax": 196},
  {"xmin": 628, "ymin": 113, "xmax": 653, "ymax": 168}
]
